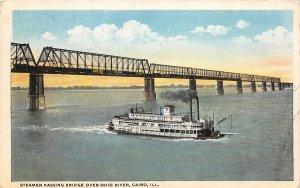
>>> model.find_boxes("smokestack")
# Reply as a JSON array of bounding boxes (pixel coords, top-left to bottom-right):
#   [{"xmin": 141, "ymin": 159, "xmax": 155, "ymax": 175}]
[{"xmin": 196, "ymin": 96, "xmax": 200, "ymax": 120}]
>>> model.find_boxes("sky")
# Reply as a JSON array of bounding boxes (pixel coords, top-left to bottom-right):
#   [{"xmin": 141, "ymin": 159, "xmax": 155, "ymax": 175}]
[{"xmin": 12, "ymin": 10, "xmax": 293, "ymax": 87}]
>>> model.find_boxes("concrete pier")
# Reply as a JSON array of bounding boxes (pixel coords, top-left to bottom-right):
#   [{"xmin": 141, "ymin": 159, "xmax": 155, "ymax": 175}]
[
  {"xmin": 217, "ymin": 80, "xmax": 224, "ymax": 95},
  {"xmin": 271, "ymin": 82, "xmax": 275, "ymax": 91},
  {"xmin": 28, "ymin": 73, "xmax": 46, "ymax": 110},
  {"xmin": 278, "ymin": 82, "xmax": 283, "ymax": 90},
  {"xmin": 251, "ymin": 81, "xmax": 257, "ymax": 93},
  {"xmin": 144, "ymin": 77, "xmax": 156, "ymax": 100},
  {"xmin": 189, "ymin": 79, "xmax": 197, "ymax": 91},
  {"xmin": 262, "ymin": 81, "xmax": 267, "ymax": 92},
  {"xmin": 236, "ymin": 80, "xmax": 243, "ymax": 94}
]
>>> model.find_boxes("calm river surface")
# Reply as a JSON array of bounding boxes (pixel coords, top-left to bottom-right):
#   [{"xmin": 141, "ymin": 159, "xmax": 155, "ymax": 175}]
[{"xmin": 12, "ymin": 87, "xmax": 293, "ymax": 181}]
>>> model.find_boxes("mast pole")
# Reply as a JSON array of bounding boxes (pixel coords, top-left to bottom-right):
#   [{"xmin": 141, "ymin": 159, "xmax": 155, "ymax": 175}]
[
  {"xmin": 190, "ymin": 97, "xmax": 193, "ymax": 121},
  {"xmin": 212, "ymin": 110, "xmax": 215, "ymax": 131},
  {"xmin": 230, "ymin": 115, "xmax": 233, "ymax": 134}
]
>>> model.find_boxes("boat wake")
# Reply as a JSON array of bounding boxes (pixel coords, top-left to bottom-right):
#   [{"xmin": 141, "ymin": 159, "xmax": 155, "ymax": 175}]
[
  {"xmin": 13, "ymin": 124, "xmax": 117, "ymax": 135},
  {"xmin": 13, "ymin": 125, "xmax": 48, "ymax": 132}
]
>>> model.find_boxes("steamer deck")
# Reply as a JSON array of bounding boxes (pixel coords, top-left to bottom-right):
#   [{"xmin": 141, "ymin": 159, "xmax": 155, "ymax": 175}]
[{"xmin": 106, "ymin": 104, "xmax": 226, "ymax": 140}]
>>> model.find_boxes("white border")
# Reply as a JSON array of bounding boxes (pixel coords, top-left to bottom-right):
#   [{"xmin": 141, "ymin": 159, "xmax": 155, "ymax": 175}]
[{"xmin": 0, "ymin": 1, "xmax": 299, "ymax": 188}]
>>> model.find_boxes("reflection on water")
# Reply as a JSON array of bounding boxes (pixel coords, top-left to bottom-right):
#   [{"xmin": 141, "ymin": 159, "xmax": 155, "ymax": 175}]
[
  {"xmin": 23, "ymin": 111, "xmax": 47, "ymax": 142},
  {"xmin": 25, "ymin": 128, "xmax": 46, "ymax": 142}
]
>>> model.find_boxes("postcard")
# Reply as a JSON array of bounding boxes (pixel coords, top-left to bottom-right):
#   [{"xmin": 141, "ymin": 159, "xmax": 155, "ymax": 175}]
[{"xmin": 0, "ymin": 0, "xmax": 299, "ymax": 188}]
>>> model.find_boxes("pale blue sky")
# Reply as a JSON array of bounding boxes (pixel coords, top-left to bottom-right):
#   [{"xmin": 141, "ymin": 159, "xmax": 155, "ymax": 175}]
[{"xmin": 13, "ymin": 10, "xmax": 292, "ymax": 45}]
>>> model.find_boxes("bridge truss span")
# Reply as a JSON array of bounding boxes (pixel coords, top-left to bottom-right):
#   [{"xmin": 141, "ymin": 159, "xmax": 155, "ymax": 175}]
[
  {"xmin": 11, "ymin": 43, "xmax": 37, "ymax": 72},
  {"xmin": 36, "ymin": 47, "xmax": 151, "ymax": 76},
  {"xmin": 149, "ymin": 63, "xmax": 280, "ymax": 82},
  {"xmin": 10, "ymin": 42, "xmax": 282, "ymax": 83}
]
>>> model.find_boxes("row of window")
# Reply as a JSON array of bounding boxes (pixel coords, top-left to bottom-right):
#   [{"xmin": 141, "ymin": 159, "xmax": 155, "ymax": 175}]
[
  {"xmin": 138, "ymin": 129, "xmax": 198, "ymax": 134},
  {"xmin": 159, "ymin": 129, "xmax": 197, "ymax": 134},
  {"xmin": 130, "ymin": 115, "xmax": 182, "ymax": 122},
  {"xmin": 191, "ymin": 125, "xmax": 203, "ymax": 128},
  {"xmin": 119, "ymin": 121, "xmax": 191, "ymax": 129}
]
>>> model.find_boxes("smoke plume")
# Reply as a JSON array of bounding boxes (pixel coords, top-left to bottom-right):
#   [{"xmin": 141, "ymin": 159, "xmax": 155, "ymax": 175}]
[{"xmin": 159, "ymin": 89, "xmax": 198, "ymax": 103}]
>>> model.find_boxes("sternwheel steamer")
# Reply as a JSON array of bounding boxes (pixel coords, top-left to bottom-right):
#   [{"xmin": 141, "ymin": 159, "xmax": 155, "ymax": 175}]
[{"xmin": 106, "ymin": 97, "xmax": 232, "ymax": 140}]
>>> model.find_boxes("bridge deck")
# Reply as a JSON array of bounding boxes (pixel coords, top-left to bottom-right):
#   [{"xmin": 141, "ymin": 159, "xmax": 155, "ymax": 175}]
[{"xmin": 11, "ymin": 42, "xmax": 282, "ymax": 83}]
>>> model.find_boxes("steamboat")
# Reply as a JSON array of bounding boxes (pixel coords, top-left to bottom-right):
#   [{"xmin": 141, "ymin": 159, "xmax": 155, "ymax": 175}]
[{"xmin": 106, "ymin": 97, "xmax": 232, "ymax": 140}]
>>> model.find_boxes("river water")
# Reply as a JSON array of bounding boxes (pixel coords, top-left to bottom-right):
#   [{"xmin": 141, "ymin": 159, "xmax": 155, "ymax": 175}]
[{"xmin": 11, "ymin": 88, "xmax": 293, "ymax": 181}]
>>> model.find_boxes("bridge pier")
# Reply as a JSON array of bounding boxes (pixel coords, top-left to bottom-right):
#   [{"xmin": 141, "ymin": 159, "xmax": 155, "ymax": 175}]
[
  {"xmin": 236, "ymin": 80, "xmax": 243, "ymax": 94},
  {"xmin": 251, "ymin": 81, "xmax": 257, "ymax": 93},
  {"xmin": 28, "ymin": 73, "xmax": 46, "ymax": 110},
  {"xmin": 216, "ymin": 80, "xmax": 224, "ymax": 95},
  {"xmin": 271, "ymin": 82, "xmax": 275, "ymax": 91},
  {"xmin": 278, "ymin": 82, "xmax": 283, "ymax": 90},
  {"xmin": 144, "ymin": 77, "xmax": 156, "ymax": 101},
  {"xmin": 262, "ymin": 81, "xmax": 267, "ymax": 92},
  {"xmin": 282, "ymin": 83, "xmax": 290, "ymax": 89},
  {"xmin": 189, "ymin": 79, "xmax": 197, "ymax": 91}
]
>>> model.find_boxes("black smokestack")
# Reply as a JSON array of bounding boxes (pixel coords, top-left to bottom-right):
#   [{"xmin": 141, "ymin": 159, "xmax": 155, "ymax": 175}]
[
  {"xmin": 190, "ymin": 97, "xmax": 193, "ymax": 120},
  {"xmin": 159, "ymin": 89, "xmax": 198, "ymax": 103},
  {"xmin": 196, "ymin": 96, "xmax": 199, "ymax": 120}
]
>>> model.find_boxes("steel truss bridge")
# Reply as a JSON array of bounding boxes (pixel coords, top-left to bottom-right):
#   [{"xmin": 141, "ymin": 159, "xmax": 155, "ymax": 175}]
[
  {"xmin": 10, "ymin": 42, "xmax": 293, "ymax": 109},
  {"xmin": 11, "ymin": 42, "xmax": 282, "ymax": 82}
]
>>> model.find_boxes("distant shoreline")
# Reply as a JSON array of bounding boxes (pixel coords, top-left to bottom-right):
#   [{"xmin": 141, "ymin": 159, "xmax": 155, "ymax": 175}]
[
  {"xmin": 11, "ymin": 85, "xmax": 197, "ymax": 90},
  {"xmin": 11, "ymin": 84, "xmax": 267, "ymax": 90}
]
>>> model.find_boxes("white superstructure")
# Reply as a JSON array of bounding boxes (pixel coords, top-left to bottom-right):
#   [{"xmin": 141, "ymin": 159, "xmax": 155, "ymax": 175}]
[{"xmin": 106, "ymin": 105, "xmax": 223, "ymax": 139}]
